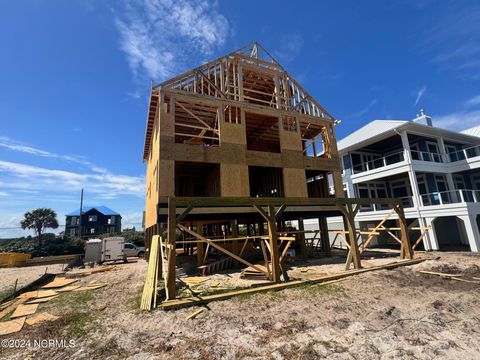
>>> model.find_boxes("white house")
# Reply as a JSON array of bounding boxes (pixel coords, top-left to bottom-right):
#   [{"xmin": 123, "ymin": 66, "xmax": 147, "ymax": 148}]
[{"xmin": 326, "ymin": 110, "xmax": 480, "ymax": 252}]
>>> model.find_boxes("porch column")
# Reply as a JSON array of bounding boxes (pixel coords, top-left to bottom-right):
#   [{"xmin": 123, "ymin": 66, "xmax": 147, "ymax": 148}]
[
  {"xmin": 424, "ymin": 217, "xmax": 439, "ymax": 251},
  {"xmin": 459, "ymin": 214, "xmax": 480, "ymax": 252}
]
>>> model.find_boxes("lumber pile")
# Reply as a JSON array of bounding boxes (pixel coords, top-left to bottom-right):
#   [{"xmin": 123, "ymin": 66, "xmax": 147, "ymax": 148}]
[
  {"xmin": 163, "ymin": 258, "xmax": 425, "ymax": 310},
  {"xmin": 140, "ymin": 235, "xmax": 161, "ymax": 310},
  {"xmin": 241, "ymin": 264, "xmax": 269, "ymax": 280}
]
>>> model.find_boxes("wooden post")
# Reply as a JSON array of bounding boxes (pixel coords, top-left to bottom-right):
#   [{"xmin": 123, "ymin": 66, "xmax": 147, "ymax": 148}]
[
  {"xmin": 298, "ymin": 218, "xmax": 308, "ymax": 259},
  {"xmin": 394, "ymin": 204, "xmax": 413, "ymax": 259},
  {"xmin": 197, "ymin": 222, "xmax": 205, "ymax": 266},
  {"xmin": 319, "ymin": 217, "xmax": 331, "ymax": 256},
  {"xmin": 267, "ymin": 205, "xmax": 281, "ymax": 283},
  {"xmin": 166, "ymin": 197, "xmax": 177, "ymax": 300},
  {"xmin": 156, "ymin": 223, "xmax": 163, "ymax": 278},
  {"xmin": 231, "ymin": 220, "xmax": 239, "ymax": 267},
  {"xmin": 341, "ymin": 204, "xmax": 361, "ymax": 270}
]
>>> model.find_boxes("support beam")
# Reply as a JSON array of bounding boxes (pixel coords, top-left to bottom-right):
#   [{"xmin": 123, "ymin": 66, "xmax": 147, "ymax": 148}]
[
  {"xmin": 267, "ymin": 205, "xmax": 281, "ymax": 282},
  {"xmin": 298, "ymin": 218, "xmax": 308, "ymax": 259},
  {"xmin": 166, "ymin": 197, "xmax": 177, "ymax": 300},
  {"xmin": 394, "ymin": 204, "xmax": 413, "ymax": 259}
]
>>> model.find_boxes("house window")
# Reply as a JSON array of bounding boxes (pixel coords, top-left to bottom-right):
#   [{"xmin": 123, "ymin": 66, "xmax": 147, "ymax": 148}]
[
  {"xmin": 88, "ymin": 215, "xmax": 97, "ymax": 222},
  {"xmin": 90, "ymin": 228, "xmax": 95, "ymax": 234},
  {"xmin": 70, "ymin": 217, "xmax": 77, "ymax": 226},
  {"xmin": 107, "ymin": 216, "xmax": 115, "ymax": 225},
  {"xmin": 69, "ymin": 228, "xmax": 76, "ymax": 236}
]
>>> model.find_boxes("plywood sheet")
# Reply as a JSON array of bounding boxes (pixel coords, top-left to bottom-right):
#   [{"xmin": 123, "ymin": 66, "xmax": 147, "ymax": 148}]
[
  {"xmin": 0, "ymin": 317, "xmax": 26, "ymax": 335},
  {"xmin": 56, "ymin": 285, "xmax": 81, "ymax": 292},
  {"xmin": 42, "ymin": 277, "xmax": 79, "ymax": 289},
  {"xmin": 25, "ymin": 312, "xmax": 59, "ymax": 326},
  {"xmin": 10, "ymin": 304, "xmax": 39, "ymax": 318},
  {"xmin": 72, "ymin": 284, "xmax": 107, "ymax": 292},
  {"xmin": 17, "ymin": 290, "xmax": 57, "ymax": 300},
  {"xmin": 26, "ymin": 295, "xmax": 58, "ymax": 304}
]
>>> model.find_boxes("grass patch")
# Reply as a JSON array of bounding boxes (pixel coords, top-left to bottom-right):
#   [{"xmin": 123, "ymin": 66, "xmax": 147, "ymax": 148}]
[
  {"xmin": 41, "ymin": 290, "xmax": 97, "ymax": 339},
  {"xmin": 131, "ymin": 285, "xmax": 144, "ymax": 312}
]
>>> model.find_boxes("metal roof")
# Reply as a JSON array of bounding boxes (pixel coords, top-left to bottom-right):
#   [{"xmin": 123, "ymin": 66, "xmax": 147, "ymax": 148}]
[
  {"xmin": 337, "ymin": 120, "xmax": 408, "ymax": 151},
  {"xmin": 337, "ymin": 119, "xmax": 480, "ymax": 153},
  {"xmin": 66, "ymin": 206, "xmax": 120, "ymax": 217},
  {"xmin": 461, "ymin": 125, "xmax": 480, "ymax": 137}
]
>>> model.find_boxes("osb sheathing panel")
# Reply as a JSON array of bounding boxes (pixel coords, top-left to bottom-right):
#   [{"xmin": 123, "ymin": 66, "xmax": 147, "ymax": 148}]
[
  {"xmin": 283, "ymin": 168, "xmax": 308, "ymax": 197},
  {"xmin": 159, "ymin": 160, "xmax": 175, "ymax": 197},
  {"xmin": 220, "ymin": 164, "xmax": 250, "ymax": 196},
  {"xmin": 145, "ymin": 113, "xmax": 161, "ymax": 229},
  {"xmin": 279, "ymin": 129, "xmax": 302, "ymax": 151},
  {"xmin": 159, "ymin": 111, "xmax": 175, "ymax": 136},
  {"xmin": 160, "ymin": 137, "xmax": 247, "ymax": 165},
  {"xmin": 219, "ymin": 121, "xmax": 247, "ymax": 145}
]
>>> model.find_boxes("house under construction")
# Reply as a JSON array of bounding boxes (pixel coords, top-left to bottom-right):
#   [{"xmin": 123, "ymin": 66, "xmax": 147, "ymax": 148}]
[{"xmin": 142, "ymin": 42, "xmax": 415, "ymax": 302}]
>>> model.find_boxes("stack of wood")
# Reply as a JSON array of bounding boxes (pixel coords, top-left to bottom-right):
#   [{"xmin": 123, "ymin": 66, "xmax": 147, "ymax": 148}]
[
  {"xmin": 140, "ymin": 235, "xmax": 161, "ymax": 310},
  {"xmin": 241, "ymin": 264, "xmax": 269, "ymax": 280}
]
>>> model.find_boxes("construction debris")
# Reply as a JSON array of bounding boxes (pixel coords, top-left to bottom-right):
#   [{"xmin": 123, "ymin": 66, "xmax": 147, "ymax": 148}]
[
  {"xmin": 17, "ymin": 290, "xmax": 57, "ymax": 300},
  {"xmin": 0, "ymin": 317, "xmax": 26, "ymax": 335},
  {"xmin": 56, "ymin": 285, "xmax": 81, "ymax": 292},
  {"xmin": 42, "ymin": 277, "xmax": 79, "ymax": 289},
  {"xmin": 418, "ymin": 270, "xmax": 462, "ymax": 277},
  {"xmin": 186, "ymin": 308, "xmax": 205, "ymax": 320},
  {"xmin": 72, "ymin": 284, "xmax": 107, "ymax": 292},
  {"xmin": 0, "ymin": 299, "xmax": 27, "ymax": 319},
  {"xmin": 10, "ymin": 304, "xmax": 39, "ymax": 319},
  {"xmin": 25, "ymin": 312, "xmax": 59, "ymax": 326},
  {"xmin": 163, "ymin": 259, "xmax": 425, "ymax": 310},
  {"xmin": 26, "ymin": 295, "xmax": 59, "ymax": 304}
]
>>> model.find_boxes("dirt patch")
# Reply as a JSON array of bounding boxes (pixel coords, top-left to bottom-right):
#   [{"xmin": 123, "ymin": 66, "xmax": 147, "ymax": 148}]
[{"xmin": 1, "ymin": 252, "xmax": 480, "ymax": 359}]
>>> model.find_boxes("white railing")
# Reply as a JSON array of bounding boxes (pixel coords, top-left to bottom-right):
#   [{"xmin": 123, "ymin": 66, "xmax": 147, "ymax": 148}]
[
  {"xmin": 446, "ymin": 144, "xmax": 480, "ymax": 162},
  {"xmin": 359, "ymin": 196, "xmax": 414, "ymax": 212},
  {"xmin": 350, "ymin": 144, "xmax": 480, "ymax": 175},
  {"xmin": 410, "ymin": 150, "xmax": 446, "ymax": 163},
  {"xmin": 352, "ymin": 151, "xmax": 405, "ymax": 174},
  {"xmin": 420, "ymin": 189, "xmax": 480, "ymax": 206}
]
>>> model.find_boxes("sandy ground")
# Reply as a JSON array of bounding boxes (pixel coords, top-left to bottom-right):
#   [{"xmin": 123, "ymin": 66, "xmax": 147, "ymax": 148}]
[
  {"xmin": 0, "ymin": 263, "xmax": 65, "ymax": 295},
  {"xmin": 1, "ymin": 251, "xmax": 480, "ymax": 359}
]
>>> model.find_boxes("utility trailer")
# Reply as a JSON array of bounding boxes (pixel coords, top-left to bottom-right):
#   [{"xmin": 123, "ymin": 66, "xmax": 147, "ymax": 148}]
[{"xmin": 85, "ymin": 237, "xmax": 126, "ymax": 264}]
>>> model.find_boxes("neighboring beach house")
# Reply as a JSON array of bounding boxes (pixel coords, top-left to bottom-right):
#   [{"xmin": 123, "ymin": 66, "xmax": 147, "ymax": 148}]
[
  {"xmin": 65, "ymin": 206, "xmax": 122, "ymax": 237},
  {"xmin": 325, "ymin": 110, "xmax": 480, "ymax": 251}
]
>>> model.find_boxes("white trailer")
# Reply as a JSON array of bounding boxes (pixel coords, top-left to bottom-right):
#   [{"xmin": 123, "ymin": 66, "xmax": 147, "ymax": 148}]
[{"xmin": 85, "ymin": 237, "xmax": 126, "ymax": 264}]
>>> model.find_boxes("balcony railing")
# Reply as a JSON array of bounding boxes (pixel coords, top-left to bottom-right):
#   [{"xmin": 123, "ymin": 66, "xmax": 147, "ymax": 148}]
[
  {"xmin": 410, "ymin": 150, "xmax": 446, "ymax": 163},
  {"xmin": 446, "ymin": 144, "xmax": 480, "ymax": 162},
  {"xmin": 359, "ymin": 196, "xmax": 414, "ymax": 212},
  {"xmin": 351, "ymin": 145, "xmax": 480, "ymax": 175},
  {"xmin": 420, "ymin": 189, "xmax": 480, "ymax": 206},
  {"xmin": 352, "ymin": 151, "xmax": 405, "ymax": 174}
]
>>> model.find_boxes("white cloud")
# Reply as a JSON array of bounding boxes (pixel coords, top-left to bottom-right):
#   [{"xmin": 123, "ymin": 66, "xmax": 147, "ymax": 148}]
[
  {"xmin": 465, "ymin": 95, "xmax": 480, "ymax": 108},
  {"xmin": 275, "ymin": 33, "xmax": 303, "ymax": 63},
  {"xmin": 0, "ymin": 160, "xmax": 144, "ymax": 198},
  {"xmin": 349, "ymin": 99, "xmax": 378, "ymax": 118},
  {"xmin": 121, "ymin": 212, "xmax": 143, "ymax": 229},
  {"xmin": 414, "ymin": 86, "xmax": 427, "ymax": 106},
  {"xmin": 114, "ymin": 0, "xmax": 229, "ymax": 81},
  {"xmin": 0, "ymin": 136, "xmax": 106, "ymax": 173},
  {"xmin": 434, "ymin": 110, "xmax": 480, "ymax": 131}
]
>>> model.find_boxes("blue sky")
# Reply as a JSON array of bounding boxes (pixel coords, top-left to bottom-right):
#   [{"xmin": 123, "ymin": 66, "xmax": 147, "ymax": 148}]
[{"xmin": 1, "ymin": 0, "xmax": 480, "ymax": 237}]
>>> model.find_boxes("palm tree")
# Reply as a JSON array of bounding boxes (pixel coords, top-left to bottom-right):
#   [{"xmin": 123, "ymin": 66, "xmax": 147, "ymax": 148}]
[{"xmin": 20, "ymin": 208, "xmax": 59, "ymax": 247}]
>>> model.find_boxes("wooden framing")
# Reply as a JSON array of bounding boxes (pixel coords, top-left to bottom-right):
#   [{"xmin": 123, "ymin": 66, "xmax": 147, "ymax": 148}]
[
  {"xmin": 157, "ymin": 196, "xmax": 413, "ymax": 300},
  {"xmin": 141, "ymin": 43, "xmax": 419, "ymax": 308}
]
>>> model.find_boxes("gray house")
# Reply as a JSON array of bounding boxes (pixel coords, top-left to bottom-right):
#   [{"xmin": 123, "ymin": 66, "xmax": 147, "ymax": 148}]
[{"xmin": 65, "ymin": 206, "xmax": 122, "ymax": 238}]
